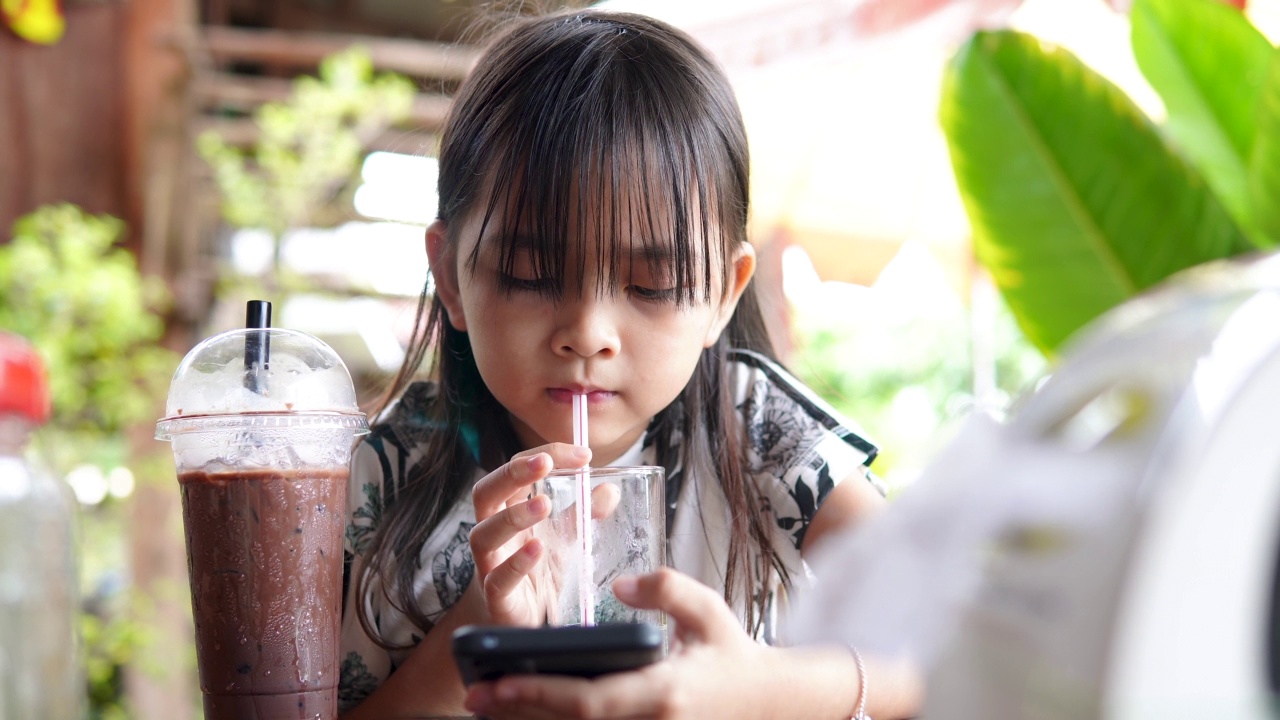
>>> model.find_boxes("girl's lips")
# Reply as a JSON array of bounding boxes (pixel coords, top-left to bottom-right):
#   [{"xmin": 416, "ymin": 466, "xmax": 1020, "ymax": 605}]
[{"xmin": 547, "ymin": 388, "xmax": 615, "ymax": 404}]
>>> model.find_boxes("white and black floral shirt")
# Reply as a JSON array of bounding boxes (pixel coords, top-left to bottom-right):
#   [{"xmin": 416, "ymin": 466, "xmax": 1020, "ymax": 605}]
[{"xmin": 337, "ymin": 349, "xmax": 881, "ymax": 711}]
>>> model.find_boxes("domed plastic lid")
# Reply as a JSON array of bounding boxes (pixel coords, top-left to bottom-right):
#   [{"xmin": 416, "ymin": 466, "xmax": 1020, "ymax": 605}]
[
  {"xmin": 155, "ymin": 327, "xmax": 369, "ymax": 440},
  {"xmin": 0, "ymin": 331, "xmax": 51, "ymax": 425}
]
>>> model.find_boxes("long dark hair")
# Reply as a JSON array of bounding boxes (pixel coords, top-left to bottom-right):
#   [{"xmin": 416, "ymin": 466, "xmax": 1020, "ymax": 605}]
[{"xmin": 358, "ymin": 8, "xmax": 788, "ymax": 646}]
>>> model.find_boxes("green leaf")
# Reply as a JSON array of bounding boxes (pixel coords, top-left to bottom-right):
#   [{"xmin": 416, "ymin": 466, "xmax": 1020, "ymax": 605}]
[
  {"xmin": 1131, "ymin": 0, "xmax": 1273, "ymax": 235},
  {"xmin": 940, "ymin": 30, "xmax": 1251, "ymax": 356},
  {"xmin": 1247, "ymin": 51, "xmax": 1280, "ymax": 246}
]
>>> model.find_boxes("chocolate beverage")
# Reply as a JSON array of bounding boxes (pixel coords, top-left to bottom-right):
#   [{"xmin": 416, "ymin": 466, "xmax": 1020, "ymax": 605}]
[{"xmin": 179, "ymin": 468, "xmax": 348, "ymax": 720}]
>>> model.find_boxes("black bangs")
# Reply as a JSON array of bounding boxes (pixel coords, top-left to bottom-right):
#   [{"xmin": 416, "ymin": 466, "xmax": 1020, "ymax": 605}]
[{"xmin": 438, "ymin": 11, "xmax": 750, "ymax": 307}]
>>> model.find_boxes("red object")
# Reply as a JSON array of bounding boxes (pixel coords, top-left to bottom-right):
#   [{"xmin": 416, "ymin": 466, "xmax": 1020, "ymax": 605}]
[{"xmin": 0, "ymin": 332, "xmax": 51, "ymax": 425}]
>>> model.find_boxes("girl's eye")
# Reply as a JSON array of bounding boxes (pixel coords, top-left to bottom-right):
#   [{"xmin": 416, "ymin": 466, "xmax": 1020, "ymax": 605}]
[
  {"xmin": 498, "ymin": 273, "xmax": 557, "ymax": 297},
  {"xmin": 629, "ymin": 285, "xmax": 678, "ymax": 303}
]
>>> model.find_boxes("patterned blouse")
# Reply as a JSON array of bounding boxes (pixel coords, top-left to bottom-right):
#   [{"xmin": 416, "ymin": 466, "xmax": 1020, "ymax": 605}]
[{"xmin": 337, "ymin": 349, "xmax": 881, "ymax": 711}]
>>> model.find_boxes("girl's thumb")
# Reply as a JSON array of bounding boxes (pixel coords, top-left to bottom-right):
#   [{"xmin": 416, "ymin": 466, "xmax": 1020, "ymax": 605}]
[{"xmin": 611, "ymin": 568, "xmax": 735, "ymax": 644}]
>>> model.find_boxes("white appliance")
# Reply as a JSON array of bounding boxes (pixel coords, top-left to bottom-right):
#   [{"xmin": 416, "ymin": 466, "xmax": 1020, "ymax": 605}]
[{"xmin": 787, "ymin": 252, "xmax": 1280, "ymax": 719}]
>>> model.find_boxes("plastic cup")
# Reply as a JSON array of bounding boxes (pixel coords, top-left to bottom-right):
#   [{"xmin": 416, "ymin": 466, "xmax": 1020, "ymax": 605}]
[
  {"xmin": 156, "ymin": 327, "xmax": 368, "ymax": 720},
  {"xmin": 531, "ymin": 466, "xmax": 665, "ymax": 627}
]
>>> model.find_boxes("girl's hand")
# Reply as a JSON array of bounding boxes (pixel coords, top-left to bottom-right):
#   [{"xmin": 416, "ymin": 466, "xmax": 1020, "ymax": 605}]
[
  {"xmin": 466, "ymin": 443, "xmax": 591, "ymax": 627},
  {"xmin": 463, "ymin": 569, "xmax": 800, "ymax": 720},
  {"xmin": 463, "ymin": 568, "xmax": 921, "ymax": 719}
]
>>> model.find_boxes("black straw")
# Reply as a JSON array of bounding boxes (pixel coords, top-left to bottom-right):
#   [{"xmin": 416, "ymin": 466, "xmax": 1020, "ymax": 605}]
[{"xmin": 244, "ymin": 300, "xmax": 272, "ymax": 394}]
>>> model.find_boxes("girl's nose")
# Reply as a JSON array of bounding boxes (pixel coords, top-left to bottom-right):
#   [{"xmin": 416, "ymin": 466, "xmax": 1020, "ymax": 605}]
[{"xmin": 551, "ymin": 294, "xmax": 621, "ymax": 359}]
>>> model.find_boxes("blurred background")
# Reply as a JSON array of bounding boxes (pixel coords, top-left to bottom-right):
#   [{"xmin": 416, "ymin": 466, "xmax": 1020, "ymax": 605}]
[{"xmin": 3, "ymin": 0, "xmax": 1276, "ymax": 716}]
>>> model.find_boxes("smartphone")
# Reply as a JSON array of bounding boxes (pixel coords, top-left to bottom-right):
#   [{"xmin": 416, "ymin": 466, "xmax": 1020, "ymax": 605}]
[{"xmin": 452, "ymin": 622, "xmax": 665, "ymax": 684}]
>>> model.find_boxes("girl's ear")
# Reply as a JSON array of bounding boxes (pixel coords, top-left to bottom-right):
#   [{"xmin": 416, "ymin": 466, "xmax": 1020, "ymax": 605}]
[
  {"xmin": 427, "ymin": 220, "xmax": 467, "ymax": 332},
  {"xmin": 703, "ymin": 241, "xmax": 757, "ymax": 348}
]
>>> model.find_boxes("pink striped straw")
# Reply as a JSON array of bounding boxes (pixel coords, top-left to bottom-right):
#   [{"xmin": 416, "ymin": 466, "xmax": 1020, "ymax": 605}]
[{"xmin": 572, "ymin": 392, "xmax": 595, "ymax": 626}]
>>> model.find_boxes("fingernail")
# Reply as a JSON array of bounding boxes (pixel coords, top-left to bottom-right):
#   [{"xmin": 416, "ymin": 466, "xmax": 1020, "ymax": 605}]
[
  {"xmin": 496, "ymin": 682, "xmax": 519, "ymax": 701},
  {"xmin": 527, "ymin": 495, "xmax": 549, "ymax": 515},
  {"xmin": 572, "ymin": 445, "xmax": 591, "ymax": 459},
  {"xmin": 526, "ymin": 454, "xmax": 547, "ymax": 472},
  {"xmin": 613, "ymin": 575, "xmax": 638, "ymax": 599},
  {"xmin": 465, "ymin": 686, "xmax": 491, "ymax": 712},
  {"xmin": 522, "ymin": 540, "xmax": 541, "ymax": 558}
]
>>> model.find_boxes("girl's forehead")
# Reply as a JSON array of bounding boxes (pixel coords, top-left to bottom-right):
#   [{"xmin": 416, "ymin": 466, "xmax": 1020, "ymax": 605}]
[
  {"xmin": 476, "ymin": 213, "xmax": 721, "ymax": 270},
  {"xmin": 464, "ymin": 177, "xmax": 720, "ymax": 256}
]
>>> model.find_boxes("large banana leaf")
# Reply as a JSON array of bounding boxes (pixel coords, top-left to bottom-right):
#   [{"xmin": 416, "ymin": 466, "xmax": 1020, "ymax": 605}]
[
  {"xmin": 940, "ymin": 30, "xmax": 1252, "ymax": 356},
  {"xmin": 1131, "ymin": 0, "xmax": 1273, "ymax": 238},
  {"xmin": 1248, "ymin": 52, "xmax": 1280, "ymax": 245}
]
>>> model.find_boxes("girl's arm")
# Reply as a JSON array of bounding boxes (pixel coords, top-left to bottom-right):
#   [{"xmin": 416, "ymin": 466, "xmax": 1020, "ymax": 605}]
[
  {"xmin": 802, "ymin": 467, "xmax": 888, "ymax": 558},
  {"xmin": 339, "ymin": 582, "xmax": 486, "ymax": 719},
  {"xmin": 465, "ymin": 569, "xmax": 922, "ymax": 720}
]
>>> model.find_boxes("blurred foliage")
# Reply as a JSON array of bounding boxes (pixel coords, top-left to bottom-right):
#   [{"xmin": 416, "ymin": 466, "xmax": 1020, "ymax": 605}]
[
  {"xmin": 198, "ymin": 47, "xmax": 415, "ymax": 239},
  {"xmin": 787, "ymin": 249, "xmax": 1046, "ymax": 487},
  {"xmin": 0, "ymin": 203, "xmax": 179, "ymax": 718},
  {"xmin": 0, "ymin": 204, "xmax": 176, "ymax": 468},
  {"xmin": 82, "ymin": 609, "xmax": 143, "ymax": 720}
]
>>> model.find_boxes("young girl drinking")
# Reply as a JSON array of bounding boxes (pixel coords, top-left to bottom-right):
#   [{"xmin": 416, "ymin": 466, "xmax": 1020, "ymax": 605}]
[{"xmin": 339, "ymin": 9, "xmax": 920, "ymax": 719}]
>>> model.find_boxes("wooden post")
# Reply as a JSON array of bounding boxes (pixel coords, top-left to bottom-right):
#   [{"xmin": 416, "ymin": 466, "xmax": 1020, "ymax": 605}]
[
  {"xmin": 121, "ymin": 0, "xmax": 192, "ymax": 263},
  {"xmin": 125, "ymin": 422, "xmax": 197, "ymax": 720},
  {"xmin": 121, "ymin": 1, "xmax": 200, "ymax": 718}
]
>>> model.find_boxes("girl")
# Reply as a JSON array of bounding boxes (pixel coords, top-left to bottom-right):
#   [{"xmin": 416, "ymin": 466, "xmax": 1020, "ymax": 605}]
[{"xmin": 339, "ymin": 9, "xmax": 921, "ymax": 719}]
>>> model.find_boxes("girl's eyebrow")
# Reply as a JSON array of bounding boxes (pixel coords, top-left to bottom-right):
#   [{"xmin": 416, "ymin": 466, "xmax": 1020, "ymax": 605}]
[
  {"xmin": 502, "ymin": 232, "xmax": 537, "ymax": 250},
  {"xmin": 502, "ymin": 230, "xmax": 676, "ymax": 263},
  {"xmin": 632, "ymin": 245, "xmax": 675, "ymax": 263},
  {"xmin": 490, "ymin": 232, "xmax": 542, "ymax": 257}
]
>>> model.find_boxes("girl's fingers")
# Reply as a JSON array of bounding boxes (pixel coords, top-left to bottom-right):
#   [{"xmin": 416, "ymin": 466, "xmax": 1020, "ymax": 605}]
[
  {"xmin": 470, "ymin": 675, "xmax": 599, "ymax": 720},
  {"xmin": 478, "ymin": 667, "xmax": 669, "ymax": 720},
  {"xmin": 613, "ymin": 568, "xmax": 739, "ymax": 645},
  {"xmin": 470, "ymin": 494, "xmax": 552, "ymax": 563},
  {"xmin": 473, "ymin": 443, "xmax": 592, "ymax": 520},
  {"xmin": 467, "ymin": 682, "xmax": 570, "ymax": 720},
  {"xmin": 483, "ymin": 538, "xmax": 544, "ymax": 617},
  {"xmin": 589, "ymin": 483, "xmax": 621, "ymax": 520},
  {"xmin": 473, "ymin": 453, "xmax": 550, "ymax": 522}
]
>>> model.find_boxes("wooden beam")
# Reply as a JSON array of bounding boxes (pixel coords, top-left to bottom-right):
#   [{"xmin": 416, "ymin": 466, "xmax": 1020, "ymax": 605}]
[
  {"xmin": 191, "ymin": 72, "xmax": 452, "ymax": 129},
  {"xmin": 191, "ymin": 26, "xmax": 480, "ymax": 80},
  {"xmin": 193, "ymin": 116, "xmax": 439, "ymax": 155}
]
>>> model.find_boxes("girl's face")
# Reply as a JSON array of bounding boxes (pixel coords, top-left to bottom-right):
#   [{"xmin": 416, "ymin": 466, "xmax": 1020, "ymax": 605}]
[{"xmin": 428, "ymin": 209, "xmax": 755, "ymax": 465}]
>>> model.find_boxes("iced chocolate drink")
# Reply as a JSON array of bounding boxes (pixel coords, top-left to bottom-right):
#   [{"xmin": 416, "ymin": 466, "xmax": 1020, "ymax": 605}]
[
  {"xmin": 157, "ymin": 309, "xmax": 368, "ymax": 720},
  {"xmin": 180, "ymin": 468, "xmax": 348, "ymax": 719}
]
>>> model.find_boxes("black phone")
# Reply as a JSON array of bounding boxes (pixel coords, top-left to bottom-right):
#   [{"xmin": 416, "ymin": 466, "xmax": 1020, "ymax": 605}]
[{"xmin": 452, "ymin": 622, "xmax": 665, "ymax": 684}]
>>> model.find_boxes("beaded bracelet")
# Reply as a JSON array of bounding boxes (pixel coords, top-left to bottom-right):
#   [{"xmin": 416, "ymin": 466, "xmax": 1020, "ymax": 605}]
[{"xmin": 848, "ymin": 646, "xmax": 869, "ymax": 720}]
